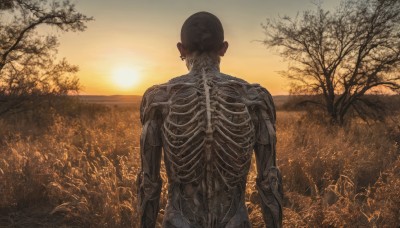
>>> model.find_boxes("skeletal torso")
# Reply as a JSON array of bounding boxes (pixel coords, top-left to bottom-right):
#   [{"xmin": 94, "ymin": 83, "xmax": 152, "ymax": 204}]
[{"xmin": 154, "ymin": 55, "xmax": 259, "ymax": 227}]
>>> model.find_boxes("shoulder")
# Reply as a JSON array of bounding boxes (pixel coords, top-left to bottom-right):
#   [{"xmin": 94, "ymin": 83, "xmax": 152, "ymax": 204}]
[
  {"xmin": 141, "ymin": 84, "xmax": 167, "ymax": 106},
  {"xmin": 140, "ymin": 73, "xmax": 190, "ymax": 123},
  {"xmin": 218, "ymin": 73, "xmax": 275, "ymax": 107},
  {"xmin": 220, "ymin": 74, "xmax": 275, "ymax": 122},
  {"xmin": 249, "ymin": 84, "xmax": 276, "ymax": 123},
  {"xmin": 140, "ymin": 84, "xmax": 168, "ymax": 123},
  {"xmin": 250, "ymin": 84, "xmax": 274, "ymax": 105}
]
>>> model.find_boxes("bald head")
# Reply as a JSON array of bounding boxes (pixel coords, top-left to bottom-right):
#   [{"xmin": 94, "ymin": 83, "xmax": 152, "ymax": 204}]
[{"xmin": 180, "ymin": 12, "xmax": 225, "ymax": 54}]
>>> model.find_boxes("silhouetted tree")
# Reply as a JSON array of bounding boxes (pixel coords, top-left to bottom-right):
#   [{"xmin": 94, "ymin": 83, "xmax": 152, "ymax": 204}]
[
  {"xmin": 263, "ymin": 0, "xmax": 400, "ymax": 124},
  {"xmin": 0, "ymin": 0, "xmax": 92, "ymax": 116}
]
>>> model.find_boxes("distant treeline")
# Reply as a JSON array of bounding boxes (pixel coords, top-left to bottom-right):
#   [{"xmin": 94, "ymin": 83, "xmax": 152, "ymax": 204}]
[
  {"xmin": 281, "ymin": 95, "xmax": 400, "ymax": 112},
  {"xmin": 77, "ymin": 94, "xmax": 399, "ymax": 112}
]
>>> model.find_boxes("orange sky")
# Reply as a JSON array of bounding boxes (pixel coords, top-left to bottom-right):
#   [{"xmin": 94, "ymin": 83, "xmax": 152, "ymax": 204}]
[{"xmin": 51, "ymin": 0, "xmax": 341, "ymax": 95}]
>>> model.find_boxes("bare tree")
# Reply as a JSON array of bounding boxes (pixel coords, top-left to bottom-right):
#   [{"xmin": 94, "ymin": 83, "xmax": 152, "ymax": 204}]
[
  {"xmin": 0, "ymin": 0, "xmax": 92, "ymax": 116},
  {"xmin": 263, "ymin": 0, "xmax": 400, "ymax": 124}
]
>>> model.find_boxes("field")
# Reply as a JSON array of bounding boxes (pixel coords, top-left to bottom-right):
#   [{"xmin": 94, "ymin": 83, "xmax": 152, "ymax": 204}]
[{"xmin": 0, "ymin": 96, "xmax": 399, "ymax": 227}]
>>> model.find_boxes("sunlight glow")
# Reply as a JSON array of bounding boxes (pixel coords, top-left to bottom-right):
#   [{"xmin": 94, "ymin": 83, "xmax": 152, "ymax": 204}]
[{"xmin": 112, "ymin": 67, "xmax": 140, "ymax": 90}]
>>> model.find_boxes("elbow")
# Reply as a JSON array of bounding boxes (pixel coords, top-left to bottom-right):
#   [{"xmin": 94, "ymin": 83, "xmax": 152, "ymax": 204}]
[
  {"xmin": 256, "ymin": 166, "xmax": 283, "ymax": 203},
  {"xmin": 137, "ymin": 172, "xmax": 162, "ymax": 198}
]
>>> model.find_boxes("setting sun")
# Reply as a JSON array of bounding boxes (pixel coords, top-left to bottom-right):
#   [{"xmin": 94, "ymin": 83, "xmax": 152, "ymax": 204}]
[{"xmin": 112, "ymin": 67, "xmax": 140, "ymax": 90}]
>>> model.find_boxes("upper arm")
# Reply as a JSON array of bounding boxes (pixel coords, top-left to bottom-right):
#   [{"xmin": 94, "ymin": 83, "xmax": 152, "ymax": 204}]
[
  {"xmin": 252, "ymin": 86, "xmax": 277, "ymax": 173},
  {"xmin": 139, "ymin": 86, "xmax": 166, "ymax": 180},
  {"xmin": 137, "ymin": 86, "xmax": 166, "ymax": 227}
]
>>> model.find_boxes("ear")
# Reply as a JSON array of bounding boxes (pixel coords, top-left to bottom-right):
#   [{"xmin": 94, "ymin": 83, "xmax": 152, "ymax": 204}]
[
  {"xmin": 177, "ymin": 42, "xmax": 187, "ymax": 58},
  {"xmin": 218, "ymin": 41, "xmax": 229, "ymax": 56}
]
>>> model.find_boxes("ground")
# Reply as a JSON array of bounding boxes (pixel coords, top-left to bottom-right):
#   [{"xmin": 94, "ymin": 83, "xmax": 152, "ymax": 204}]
[{"xmin": 0, "ymin": 96, "xmax": 399, "ymax": 227}]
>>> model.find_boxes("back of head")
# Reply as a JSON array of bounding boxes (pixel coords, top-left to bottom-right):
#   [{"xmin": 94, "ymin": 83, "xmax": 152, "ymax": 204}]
[{"xmin": 181, "ymin": 12, "xmax": 224, "ymax": 54}]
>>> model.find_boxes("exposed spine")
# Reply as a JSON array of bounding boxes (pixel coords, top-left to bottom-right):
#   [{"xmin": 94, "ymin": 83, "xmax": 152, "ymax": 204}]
[
  {"xmin": 202, "ymin": 68, "xmax": 213, "ymax": 140},
  {"xmin": 202, "ymin": 68, "xmax": 214, "ymax": 226}
]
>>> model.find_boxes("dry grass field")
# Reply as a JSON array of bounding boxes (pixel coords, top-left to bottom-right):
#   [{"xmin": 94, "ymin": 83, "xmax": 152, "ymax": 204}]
[{"xmin": 0, "ymin": 97, "xmax": 399, "ymax": 227}]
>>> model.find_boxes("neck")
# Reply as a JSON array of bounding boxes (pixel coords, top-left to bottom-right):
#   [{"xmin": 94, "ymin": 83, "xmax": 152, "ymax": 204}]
[{"xmin": 185, "ymin": 53, "xmax": 220, "ymax": 73}]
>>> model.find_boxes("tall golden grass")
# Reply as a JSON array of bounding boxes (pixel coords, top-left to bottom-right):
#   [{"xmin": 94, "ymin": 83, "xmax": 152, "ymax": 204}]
[{"xmin": 0, "ymin": 104, "xmax": 399, "ymax": 227}]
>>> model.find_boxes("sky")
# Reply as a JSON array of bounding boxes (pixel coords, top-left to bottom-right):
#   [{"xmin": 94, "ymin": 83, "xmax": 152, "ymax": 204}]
[{"xmin": 53, "ymin": 0, "xmax": 341, "ymax": 95}]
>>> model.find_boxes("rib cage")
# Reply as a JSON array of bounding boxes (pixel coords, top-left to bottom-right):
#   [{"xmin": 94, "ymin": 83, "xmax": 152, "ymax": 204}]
[
  {"xmin": 162, "ymin": 68, "xmax": 255, "ymax": 191},
  {"xmin": 138, "ymin": 54, "xmax": 281, "ymax": 227}
]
